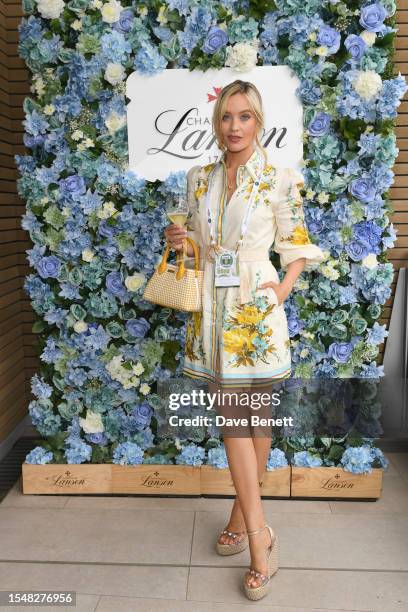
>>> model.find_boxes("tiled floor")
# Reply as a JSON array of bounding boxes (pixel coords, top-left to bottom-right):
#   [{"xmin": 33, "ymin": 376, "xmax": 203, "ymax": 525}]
[{"xmin": 0, "ymin": 453, "xmax": 407, "ymax": 611}]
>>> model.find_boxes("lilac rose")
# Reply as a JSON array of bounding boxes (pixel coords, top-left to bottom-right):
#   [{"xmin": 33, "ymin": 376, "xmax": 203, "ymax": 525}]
[
  {"xmin": 345, "ymin": 240, "xmax": 371, "ymax": 261},
  {"xmin": 349, "ymin": 177, "xmax": 376, "ymax": 203},
  {"xmin": 126, "ymin": 317, "xmax": 150, "ymax": 338},
  {"xmin": 317, "ymin": 26, "xmax": 341, "ymax": 54},
  {"xmin": 59, "ymin": 175, "xmax": 86, "ymax": 199},
  {"xmin": 344, "ymin": 34, "xmax": 366, "ymax": 62},
  {"xmin": 106, "ymin": 271, "xmax": 125, "ymax": 297},
  {"xmin": 37, "ymin": 255, "xmax": 61, "ymax": 279},
  {"xmin": 327, "ymin": 342, "xmax": 353, "ymax": 363},
  {"xmin": 132, "ymin": 401, "xmax": 153, "ymax": 427},
  {"xmin": 203, "ymin": 26, "xmax": 228, "ymax": 54},
  {"xmin": 308, "ymin": 112, "xmax": 331, "ymax": 136},
  {"xmin": 359, "ymin": 3, "xmax": 387, "ymax": 32}
]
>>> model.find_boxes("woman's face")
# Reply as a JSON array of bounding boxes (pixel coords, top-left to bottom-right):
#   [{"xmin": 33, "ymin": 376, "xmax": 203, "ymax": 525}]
[{"xmin": 219, "ymin": 92, "xmax": 258, "ymax": 152}]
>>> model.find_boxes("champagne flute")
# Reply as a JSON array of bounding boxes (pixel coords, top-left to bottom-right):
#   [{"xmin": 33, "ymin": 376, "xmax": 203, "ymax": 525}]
[
  {"xmin": 167, "ymin": 193, "xmax": 188, "ymax": 227},
  {"xmin": 167, "ymin": 194, "xmax": 188, "ymax": 254}
]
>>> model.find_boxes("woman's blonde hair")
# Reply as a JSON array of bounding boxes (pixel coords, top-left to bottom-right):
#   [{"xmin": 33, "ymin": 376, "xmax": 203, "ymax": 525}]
[{"xmin": 211, "ymin": 80, "xmax": 267, "ymax": 164}]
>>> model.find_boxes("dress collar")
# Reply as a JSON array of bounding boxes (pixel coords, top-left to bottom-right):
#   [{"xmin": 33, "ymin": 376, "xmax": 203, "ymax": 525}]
[{"xmin": 219, "ymin": 145, "xmax": 265, "ymax": 181}]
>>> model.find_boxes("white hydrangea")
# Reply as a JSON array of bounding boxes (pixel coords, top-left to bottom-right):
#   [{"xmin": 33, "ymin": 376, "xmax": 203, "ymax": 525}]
[
  {"xmin": 104, "ymin": 63, "xmax": 126, "ymax": 85},
  {"xmin": 36, "ymin": 0, "xmax": 65, "ymax": 19},
  {"xmin": 353, "ymin": 70, "xmax": 382, "ymax": 100},
  {"xmin": 225, "ymin": 42, "xmax": 258, "ymax": 72},
  {"xmin": 79, "ymin": 409, "xmax": 104, "ymax": 434}
]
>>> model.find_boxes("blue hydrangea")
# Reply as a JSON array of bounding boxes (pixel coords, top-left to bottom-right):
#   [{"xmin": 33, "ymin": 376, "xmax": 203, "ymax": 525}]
[
  {"xmin": 292, "ymin": 450, "xmax": 323, "ymax": 467},
  {"xmin": 266, "ymin": 448, "xmax": 289, "ymax": 470},
  {"xmin": 341, "ymin": 444, "xmax": 388, "ymax": 473},
  {"xmin": 113, "ymin": 441, "xmax": 144, "ymax": 465},
  {"xmin": 25, "ymin": 446, "xmax": 54, "ymax": 464},
  {"xmin": 175, "ymin": 442, "xmax": 205, "ymax": 466},
  {"xmin": 207, "ymin": 445, "xmax": 229, "ymax": 469}
]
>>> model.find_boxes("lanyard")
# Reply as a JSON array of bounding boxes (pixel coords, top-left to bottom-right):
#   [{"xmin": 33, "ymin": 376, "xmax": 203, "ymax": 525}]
[{"xmin": 205, "ymin": 161, "xmax": 266, "ymax": 254}]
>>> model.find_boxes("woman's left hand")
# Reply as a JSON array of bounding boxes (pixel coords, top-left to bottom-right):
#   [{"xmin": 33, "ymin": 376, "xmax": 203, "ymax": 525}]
[{"xmin": 258, "ymin": 281, "xmax": 289, "ymax": 306}]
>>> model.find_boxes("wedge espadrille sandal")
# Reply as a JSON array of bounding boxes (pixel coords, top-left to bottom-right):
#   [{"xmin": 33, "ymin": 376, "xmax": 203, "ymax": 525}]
[
  {"xmin": 216, "ymin": 527, "xmax": 248, "ymax": 555},
  {"xmin": 243, "ymin": 524, "xmax": 279, "ymax": 601},
  {"xmin": 215, "ymin": 482, "xmax": 264, "ymax": 556}
]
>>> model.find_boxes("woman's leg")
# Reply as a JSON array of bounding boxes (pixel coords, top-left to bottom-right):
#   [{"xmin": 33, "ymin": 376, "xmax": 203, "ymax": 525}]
[{"xmin": 223, "ymin": 435, "xmax": 274, "ymax": 588}]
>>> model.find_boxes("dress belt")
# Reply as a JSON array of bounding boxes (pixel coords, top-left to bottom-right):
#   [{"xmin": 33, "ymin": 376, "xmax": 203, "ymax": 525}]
[{"xmin": 197, "ymin": 244, "xmax": 271, "ymax": 304}]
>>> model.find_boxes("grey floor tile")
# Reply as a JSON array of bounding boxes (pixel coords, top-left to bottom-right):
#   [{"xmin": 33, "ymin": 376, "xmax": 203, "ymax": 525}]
[
  {"xmin": 191, "ymin": 509, "xmax": 408, "ymax": 570},
  {"xmin": 0, "ymin": 507, "xmax": 194, "ymax": 564},
  {"xmin": 387, "ymin": 453, "xmax": 408, "ymax": 482},
  {"xmin": 1, "ymin": 479, "xmax": 69, "ymax": 509},
  {"xmin": 0, "ymin": 561, "xmax": 187, "ymax": 600},
  {"xmin": 95, "ymin": 594, "xmax": 359, "ymax": 611},
  {"xmin": 187, "ymin": 566, "xmax": 408, "ymax": 611},
  {"xmin": 65, "ymin": 494, "xmax": 331, "ymax": 514},
  {"xmin": 329, "ymin": 474, "xmax": 408, "ymax": 515}
]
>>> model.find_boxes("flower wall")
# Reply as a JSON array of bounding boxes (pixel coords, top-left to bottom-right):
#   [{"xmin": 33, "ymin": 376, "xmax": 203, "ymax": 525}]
[{"xmin": 17, "ymin": 0, "xmax": 406, "ymax": 469}]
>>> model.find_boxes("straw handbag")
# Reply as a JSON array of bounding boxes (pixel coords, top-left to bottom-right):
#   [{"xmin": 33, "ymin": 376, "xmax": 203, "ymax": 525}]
[{"xmin": 142, "ymin": 236, "xmax": 204, "ymax": 312}]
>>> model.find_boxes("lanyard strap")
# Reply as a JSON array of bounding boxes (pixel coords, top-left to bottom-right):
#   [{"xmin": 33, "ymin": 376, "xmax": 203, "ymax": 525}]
[{"xmin": 205, "ymin": 161, "xmax": 266, "ymax": 254}]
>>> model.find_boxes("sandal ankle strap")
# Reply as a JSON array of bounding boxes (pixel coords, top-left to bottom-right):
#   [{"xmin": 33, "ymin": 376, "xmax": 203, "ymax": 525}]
[{"xmin": 247, "ymin": 523, "xmax": 267, "ymax": 536}]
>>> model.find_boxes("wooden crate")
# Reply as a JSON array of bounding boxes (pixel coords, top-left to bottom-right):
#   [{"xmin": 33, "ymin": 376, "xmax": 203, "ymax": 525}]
[
  {"xmin": 21, "ymin": 464, "xmax": 383, "ymax": 499},
  {"xmin": 22, "ymin": 463, "xmax": 200, "ymax": 495},
  {"xmin": 291, "ymin": 466, "xmax": 383, "ymax": 499},
  {"xmin": 201, "ymin": 465, "xmax": 291, "ymax": 497}
]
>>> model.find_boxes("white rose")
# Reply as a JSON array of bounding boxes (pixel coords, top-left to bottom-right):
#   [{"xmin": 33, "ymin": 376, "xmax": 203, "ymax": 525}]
[
  {"xmin": 362, "ymin": 253, "xmax": 378, "ymax": 269},
  {"xmin": 105, "ymin": 110, "xmax": 127, "ymax": 134},
  {"xmin": 101, "ymin": 0, "xmax": 122, "ymax": 23},
  {"xmin": 104, "ymin": 63, "xmax": 126, "ymax": 85},
  {"xmin": 225, "ymin": 42, "xmax": 258, "ymax": 72},
  {"xmin": 360, "ymin": 30, "xmax": 376, "ymax": 47},
  {"xmin": 74, "ymin": 320, "xmax": 88, "ymax": 333},
  {"xmin": 36, "ymin": 0, "xmax": 64, "ymax": 19},
  {"xmin": 353, "ymin": 70, "xmax": 382, "ymax": 101},
  {"xmin": 82, "ymin": 248, "xmax": 95, "ymax": 262},
  {"xmin": 125, "ymin": 273, "xmax": 146, "ymax": 291},
  {"xmin": 79, "ymin": 410, "xmax": 104, "ymax": 434}
]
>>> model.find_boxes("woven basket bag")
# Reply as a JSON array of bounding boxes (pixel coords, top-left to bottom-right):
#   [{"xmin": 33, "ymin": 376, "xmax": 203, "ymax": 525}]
[{"xmin": 142, "ymin": 236, "xmax": 204, "ymax": 312}]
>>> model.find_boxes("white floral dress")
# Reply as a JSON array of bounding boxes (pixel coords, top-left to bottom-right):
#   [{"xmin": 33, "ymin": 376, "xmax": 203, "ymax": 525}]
[{"xmin": 182, "ymin": 146, "xmax": 325, "ymax": 388}]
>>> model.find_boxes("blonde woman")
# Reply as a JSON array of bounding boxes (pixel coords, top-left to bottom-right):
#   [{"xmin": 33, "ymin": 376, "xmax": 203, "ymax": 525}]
[{"xmin": 165, "ymin": 80, "xmax": 324, "ymax": 600}]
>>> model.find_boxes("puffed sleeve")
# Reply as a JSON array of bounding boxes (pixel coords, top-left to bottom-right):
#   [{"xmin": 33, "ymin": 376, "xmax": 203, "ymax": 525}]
[
  {"xmin": 273, "ymin": 167, "xmax": 325, "ymax": 272},
  {"xmin": 186, "ymin": 164, "xmax": 202, "ymax": 247}
]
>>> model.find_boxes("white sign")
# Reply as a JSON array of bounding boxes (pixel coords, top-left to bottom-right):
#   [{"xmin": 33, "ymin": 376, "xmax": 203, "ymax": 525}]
[{"xmin": 126, "ymin": 66, "xmax": 303, "ymax": 180}]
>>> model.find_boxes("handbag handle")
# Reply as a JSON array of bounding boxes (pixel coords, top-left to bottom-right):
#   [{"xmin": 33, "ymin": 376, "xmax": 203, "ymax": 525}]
[{"xmin": 158, "ymin": 236, "xmax": 200, "ymax": 280}]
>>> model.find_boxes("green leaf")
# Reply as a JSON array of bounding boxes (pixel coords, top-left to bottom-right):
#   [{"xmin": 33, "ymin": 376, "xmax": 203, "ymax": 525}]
[{"xmin": 32, "ymin": 320, "xmax": 45, "ymax": 333}]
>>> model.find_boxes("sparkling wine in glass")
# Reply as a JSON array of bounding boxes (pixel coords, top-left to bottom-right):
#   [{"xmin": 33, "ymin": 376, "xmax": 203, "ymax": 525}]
[{"xmin": 167, "ymin": 194, "xmax": 188, "ymax": 226}]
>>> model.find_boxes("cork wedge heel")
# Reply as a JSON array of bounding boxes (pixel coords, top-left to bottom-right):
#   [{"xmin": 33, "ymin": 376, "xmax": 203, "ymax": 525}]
[{"xmin": 243, "ymin": 524, "xmax": 279, "ymax": 601}]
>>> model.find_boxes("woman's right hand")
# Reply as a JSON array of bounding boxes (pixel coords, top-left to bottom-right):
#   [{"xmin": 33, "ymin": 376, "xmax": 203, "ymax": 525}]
[{"xmin": 164, "ymin": 223, "xmax": 188, "ymax": 252}]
